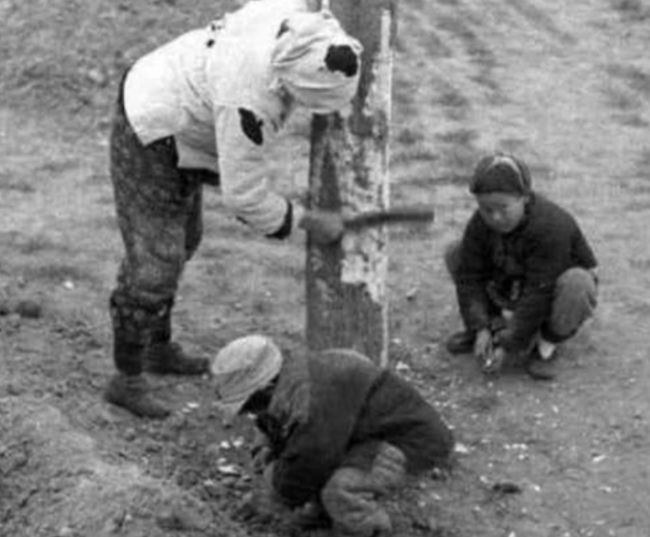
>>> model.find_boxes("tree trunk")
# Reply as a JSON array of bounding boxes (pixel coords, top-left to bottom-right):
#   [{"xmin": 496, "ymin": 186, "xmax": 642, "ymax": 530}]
[{"xmin": 306, "ymin": 0, "xmax": 395, "ymax": 366}]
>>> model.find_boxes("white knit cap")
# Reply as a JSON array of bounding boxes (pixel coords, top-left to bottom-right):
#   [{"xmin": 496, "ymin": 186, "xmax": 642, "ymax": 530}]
[
  {"xmin": 271, "ymin": 10, "xmax": 363, "ymax": 113},
  {"xmin": 210, "ymin": 335, "xmax": 283, "ymax": 420}
]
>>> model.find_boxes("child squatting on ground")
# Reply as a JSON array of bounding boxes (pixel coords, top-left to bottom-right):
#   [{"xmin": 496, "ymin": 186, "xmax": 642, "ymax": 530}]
[
  {"xmin": 445, "ymin": 153, "xmax": 599, "ymax": 380},
  {"xmin": 104, "ymin": 0, "xmax": 363, "ymax": 419},
  {"xmin": 210, "ymin": 335, "xmax": 455, "ymax": 537}
]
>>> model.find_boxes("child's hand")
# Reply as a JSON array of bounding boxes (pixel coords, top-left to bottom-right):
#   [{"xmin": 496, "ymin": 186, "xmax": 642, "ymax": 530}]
[
  {"xmin": 473, "ymin": 328, "xmax": 493, "ymax": 359},
  {"xmin": 492, "ymin": 327, "xmax": 515, "ymax": 350},
  {"xmin": 482, "ymin": 346, "xmax": 506, "ymax": 374}
]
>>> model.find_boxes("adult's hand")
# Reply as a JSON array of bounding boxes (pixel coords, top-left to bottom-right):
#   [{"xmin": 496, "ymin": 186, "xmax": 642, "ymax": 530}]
[
  {"xmin": 250, "ymin": 429, "xmax": 273, "ymax": 474},
  {"xmin": 251, "ymin": 445, "xmax": 273, "ymax": 475},
  {"xmin": 298, "ymin": 209, "xmax": 344, "ymax": 244}
]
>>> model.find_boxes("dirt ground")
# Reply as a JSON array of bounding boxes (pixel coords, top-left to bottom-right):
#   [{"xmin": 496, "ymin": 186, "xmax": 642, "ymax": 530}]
[{"xmin": 1, "ymin": 0, "xmax": 649, "ymax": 536}]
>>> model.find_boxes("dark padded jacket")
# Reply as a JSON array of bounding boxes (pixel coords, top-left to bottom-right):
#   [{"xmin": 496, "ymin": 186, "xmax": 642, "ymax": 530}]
[
  {"xmin": 455, "ymin": 193, "xmax": 597, "ymax": 351},
  {"xmin": 258, "ymin": 349, "xmax": 454, "ymax": 507}
]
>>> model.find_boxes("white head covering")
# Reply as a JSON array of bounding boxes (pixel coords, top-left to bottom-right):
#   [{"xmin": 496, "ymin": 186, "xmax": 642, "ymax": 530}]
[
  {"xmin": 206, "ymin": 1, "xmax": 362, "ymax": 127},
  {"xmin": 210, "ymin": 335, "xmax": 284, "ymax": 420},
  {"xmin": 271, "ymin": 10, "xmax": 363, "ymax": 113}
]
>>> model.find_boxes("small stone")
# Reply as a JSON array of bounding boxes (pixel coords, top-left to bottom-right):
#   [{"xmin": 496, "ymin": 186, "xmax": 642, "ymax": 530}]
[
  {"xmin": 0, "ymin": 300, "xmax": 11, "ymax": 315},
  {"xmin": 203, "ymin": 479, "xmax": 224, "ymax": 498},
  {"xmin": 221, "ymin": 476, "xmax": 238, "ymax": 487},
  {"xmin": 217, "ymin": 463, "xmax": 241, "ymax": 476},
  {"xmin": 144, "ymin": 441, "xmax": 162, "ymax": 453},
  {"xmin": 86, "ymin": 67, "xmax": 108, "ymax": 87},
  {"xmin": 156, "ymin": 504, "xmax": 210, "ymax": 532},
  {"xmin": 204, "ymin": 443, "xmax": 221, "ymax": 459},
  {"xmin": 57, "ymin": 526, "xmax": 75, "ymax": 537},
  {"xmin": 6, "ymin": 383, "xmax": 23, "ymax": 396},
  {"xmin": 15, "ymin": 299, "xmax": 42, "ymax": 319}
]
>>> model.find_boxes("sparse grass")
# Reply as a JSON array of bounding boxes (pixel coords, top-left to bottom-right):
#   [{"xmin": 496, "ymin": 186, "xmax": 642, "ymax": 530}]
[
  {"xmin": 470, "ymin": 72, "xmax": 501, "ymax": 96},
  {"xmin": 399, "ymin": 170, "xmax": 468, "ymax": 189},
  {"xmin": 20, "ymin": 263, "xmax": 97, "ymax": 285},
  {"xmin": 636, "ymin": 149, "xmax": 650, "ymax": 169},
  {"xmin": 505, "ymin": 0, "xmax": 576, "ymax": 44},
  {"xmin": 621, "ymin": 179, "xmax": 650, "ymax": 194},
  {"xmin": 86, "ymin": 172, "xmax": 110, "ymax": 184},
  {"xmin": 606, "ymin": 64, "xmax": 650, "ymax": 98},
  {"xmin": 0, "ymin": 179, "xmax": 36, "ymax": 193},
  {"xmin": 610, "ymin": 0, "xmax": 650, "ymax": 20},
  {"xmin": 614, "ymin": 113, "xmax": 648, "ymax": 128},
  {"xmin": 16, "ymin": 236, "xmax": 60, "ymax": 255},
  {"xmin": 392, "ymin": 144, "xmax": 439, "ymax": 165},
  {"xmin": 436, "ymin": 15, "xmax": 495, "ymax": 66},
  {"xmin": 419, "ymin": 30, "xmax": 453, "ymax": 59},
  {"xmin": 0, "ymin": 0, "xmax": 239, "ymax": 123},
  {"xmin": 392, "ymin": 74, "xmax": 418, "ymax": 112},
  {"xmin": 625, "ymin": 199, "xmax": 650, "ymax": 212},
  {"xmin": 431, "ymin": 172, "xmax": 470, "ymax": 187},
  {"xmin": 605, "ymin": 86, "xmax": 642, "ymax": 110},
  {"xmin": 395, "ymin": 128, "xmax": 424, "ymax": 147},
  {"xmin": 435, "ymin": 128, "xmax": 478, "ymax": 146},
  {"xmin": 435, "ymin": 90, "xmax": 470, "ymax": 109},
  {"xmin": 92, "ymin": 214, "xmax": 119, "ymax": 230},
  {"xmin": 629, "ymin": 258, "xmax": 650, "ymax": 271},
  {"xmin": 497, "ymin": 138, "xmax": 527, "ymax": 153},
  {"xmin": 444, "ymin": 143, "xmax": 479, "ymax": 172}
]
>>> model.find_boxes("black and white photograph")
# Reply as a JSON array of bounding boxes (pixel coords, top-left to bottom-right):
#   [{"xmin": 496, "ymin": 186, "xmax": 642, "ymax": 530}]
[{"xmin": 1, "ymin": 0, "xmax": 648, "ymax": 535}]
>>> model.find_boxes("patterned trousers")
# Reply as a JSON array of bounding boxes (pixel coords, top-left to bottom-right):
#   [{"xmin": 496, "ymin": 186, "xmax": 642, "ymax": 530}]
[{"xmin": 108, "ymin": 73, "xmax": 219, "ymax": 373}]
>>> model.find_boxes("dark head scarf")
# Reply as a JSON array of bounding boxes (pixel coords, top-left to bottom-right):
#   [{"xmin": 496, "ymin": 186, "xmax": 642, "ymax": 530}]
[{"xmin": 469, "ymin": 153, "xmax": 532, "ymax": 195}]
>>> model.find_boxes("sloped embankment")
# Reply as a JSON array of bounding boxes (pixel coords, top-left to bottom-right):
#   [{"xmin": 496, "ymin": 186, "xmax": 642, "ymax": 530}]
[{"xmin": 0, "ymin": 397, "xmax": 247, "ymax": 537}]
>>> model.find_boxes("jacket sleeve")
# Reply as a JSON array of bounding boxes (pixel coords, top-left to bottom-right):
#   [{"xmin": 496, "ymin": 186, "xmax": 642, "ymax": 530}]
[
  {"xmin": 351, "ymin": 371, "xmax": 454, "ymax": 474},
  {"xmin": 455, "ymin": 214, "xmax": 494, "ymax": 332},
  {"xmin": 214, "ymin": 107, "xmax": 292, "ymax": 237},
  {"xmin": 572, "ymin": 226, "xmax": 598, "ymax": 269},
  {"xmin": 501, "ymin": 228, "xmax": 567, "ymax": 352},
  {"xmin": 271, "ymin": 419, "xmax": 353, "ymax": 507}
]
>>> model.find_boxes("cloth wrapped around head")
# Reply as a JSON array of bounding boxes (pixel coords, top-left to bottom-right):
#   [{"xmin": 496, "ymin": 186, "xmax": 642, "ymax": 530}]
[
  {"xmin": 210, "ymin": 335, "xmax": 284, "ymax": 420},
  {"xmin": 469, "ymin": 153, "xmax": 532, "ymax": 195},
  {"xmin": 271, "ymin": 10, "xmax": 363, "ymax": 113}
]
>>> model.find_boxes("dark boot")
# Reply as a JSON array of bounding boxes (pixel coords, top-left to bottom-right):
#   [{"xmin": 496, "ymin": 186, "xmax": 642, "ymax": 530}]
[
  {"xmin": 104, "ymin": 372, "xmax": 170, "ymax": 418},
  {"xmin": 143, "ymin": 301, "xmax": 209, "ymax": 375},
  {"xmin": 107, "ymin": 294, "xmax": 170, "ymax": 417},
  {"xmin": 524, "ymin": 350, "xmax": 558, "ymax": 381},
  {"xmin": 144, "ymin": 341, "xmax": 209, "ymax": 375},
  {"xmin": 445, "ymin": 330, "xmax": 476, "ymax": 354}
]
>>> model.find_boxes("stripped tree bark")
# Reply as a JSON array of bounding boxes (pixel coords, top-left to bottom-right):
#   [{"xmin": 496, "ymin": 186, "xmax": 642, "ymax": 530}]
[{"xmin": 306, "ymin": 0, "xmax": 395, "ymax": 366}]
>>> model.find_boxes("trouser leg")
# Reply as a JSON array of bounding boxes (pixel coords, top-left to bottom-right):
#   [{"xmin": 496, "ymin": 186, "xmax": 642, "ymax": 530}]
[
  {"xmin": 321, "ymin": 443, "xmax": 407, "ymax": 537},
  {"xmin": 109, "ymin": 71, "xmax": 209, "ymax": 367},
  {"xmin": 105, "ymin": 74, "xmax": 207, "ymax": 416},
  {"xmin": 542, "ymin": 267, "xmax": 598, "ymax": 343}
]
